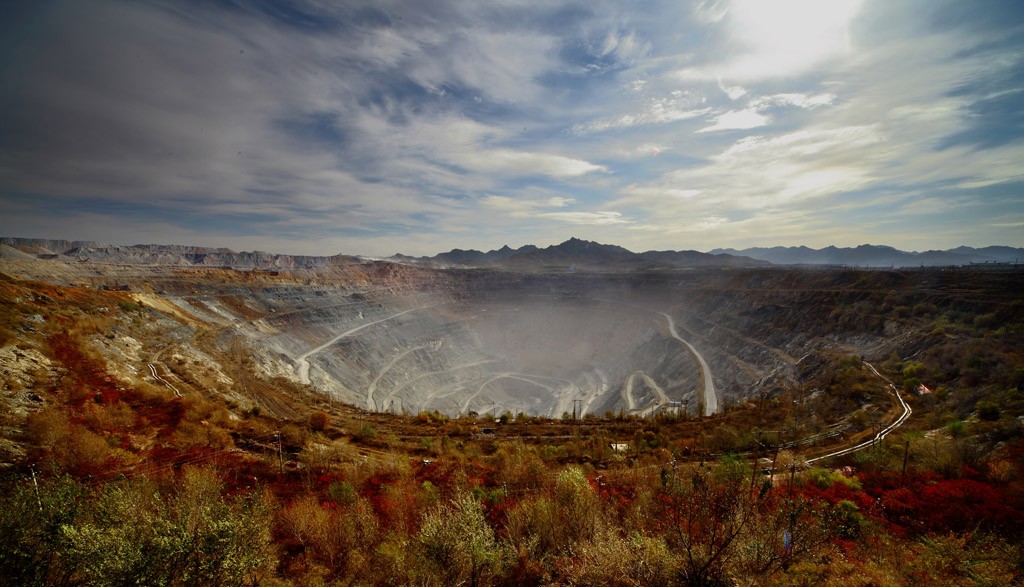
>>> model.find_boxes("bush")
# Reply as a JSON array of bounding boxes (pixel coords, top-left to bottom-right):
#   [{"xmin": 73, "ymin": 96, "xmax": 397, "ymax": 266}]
[
  {"xmin": 713, "ymin": 453, "xmax": 752, "ymax": 484},
  {"xmin": 0, "ymin": 469, "xmax": 277, "ymax": 586},
  {"xmin": 800, "ymin": 468, "xmax": 863, "ymax": 494},
  {"xmin": 556, "ymin": 530, "xmax": 677, "ymax": 586},
  {"xmin": 308, "ymin": 410, "xmax": 329, "ymax": 432},
  {"xmin": 354, "ymin": 424, "xmax": 377, "ymax": 442},
  {"xmin": 328, "ymin": 481, "xmax": 358, "ymax": 506},
  {"xmin": 417, "ymin": 493, "xmax": 505, "ymax": 586},
  {"xmin": 116, "ymin": 300, "xmax": 142, "ymax": 314},
  {"xmin": 977, "ymin": 400, "xmax": 1001, "ymax": 421},
  {"xmin": 946, "ymin": 420, "xmax": 968, "ymax": 438}
]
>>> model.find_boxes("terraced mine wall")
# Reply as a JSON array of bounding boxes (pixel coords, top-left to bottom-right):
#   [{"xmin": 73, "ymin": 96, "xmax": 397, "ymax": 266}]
[
  {"xmin": 236, "ymin": 267, "xmax": 1019, "ymax": 418},
  {"xmin": 236, "ymin": 271, "xmax": 702, "ymax": 418},
  {"xmin": 203, "ymin": 268, "xmax": 876, "ymax": 418},
  {"xmin": 6, "ymin": 249, "xmax": 1011, "ymax": 419}
]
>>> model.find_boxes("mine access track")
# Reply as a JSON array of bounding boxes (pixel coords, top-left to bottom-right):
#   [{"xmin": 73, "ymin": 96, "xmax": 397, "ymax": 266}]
[
  {"xmin": 148, "ymin": 363, "xmax": 182, "ymax": 397},
  {"xmin": 805, "ymin": 362, "xmax": 911, "ymax": 464}
]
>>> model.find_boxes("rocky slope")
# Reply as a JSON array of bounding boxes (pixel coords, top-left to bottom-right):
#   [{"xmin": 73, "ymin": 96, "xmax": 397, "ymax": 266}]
[{"xmin": 3, "ymin": 238, "xmax": 1018, "ymax": 421}]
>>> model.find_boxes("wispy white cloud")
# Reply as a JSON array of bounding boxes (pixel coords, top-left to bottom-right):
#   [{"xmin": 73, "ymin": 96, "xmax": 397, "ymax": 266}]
[
  {"xmin": 481, "ymin": 193, "xmax": 629, "ymax": 227},
  {"xmin": 717, "ymin": 0, "xmax": 864, "ymax": 80},
  {"xmin": 599, "ymin": 29, "xmax": 652, "ymax": 61},
  {"xmin": 481, "ymin": 195, "xmax": 575, "ymax": 213},
  {"xmin": 718, "ymin": 81, "xmax": 748, "ymax": 100},
  {"xmin": 750, "ymin": 93, "xmax": 835, "ymax": 109},
  {"xmin": 461, "ymin": 150, "xmax": 605, "ymax": 178},
  {"xmin": 698, "ymin": 108, "xmax": 770, "ymax": 132},
  {"xmin": 571, "ymin": 87, "xmax": 710, "ymax": 134},
  {"xmin": 536, "ymin": 211, "xmax": 631, "ymax": 225}
]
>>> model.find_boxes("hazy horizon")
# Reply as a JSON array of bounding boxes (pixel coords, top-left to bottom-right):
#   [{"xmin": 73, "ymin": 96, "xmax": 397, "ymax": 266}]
[{"xmin": 5, "ymin": 234, "xmax": 1023, "ymax": 262}]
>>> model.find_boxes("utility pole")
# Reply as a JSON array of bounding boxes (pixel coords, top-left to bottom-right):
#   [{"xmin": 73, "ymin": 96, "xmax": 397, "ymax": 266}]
[
  {"xmin": 30, "ymin": 465, "xmax": 42, "ymax": 513},
  {"xmin": 277, "ymin": 433, "xmax": 284, "ymax": 475},
  {"xmin": 572, "ymin": 399, "xmax": 582, "ymax": 420},
  {"xmin": 750, "ymin": 441, "xmax": 763, "ymax": 495},
  {"xmin": 901, "ymin": 440, "xmax": 911, "ymax": 483}
]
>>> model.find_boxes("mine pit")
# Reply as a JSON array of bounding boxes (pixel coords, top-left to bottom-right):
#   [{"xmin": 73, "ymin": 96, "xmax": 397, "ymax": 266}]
[{"xmin": 261, "ymin": 288, "xmax": 714, "ymax": 418}]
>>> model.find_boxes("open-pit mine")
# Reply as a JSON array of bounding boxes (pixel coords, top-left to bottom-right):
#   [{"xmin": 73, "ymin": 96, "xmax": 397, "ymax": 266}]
[{"xmin": 4, "ymin": 237, "xmax": 991, "ymax": 424}]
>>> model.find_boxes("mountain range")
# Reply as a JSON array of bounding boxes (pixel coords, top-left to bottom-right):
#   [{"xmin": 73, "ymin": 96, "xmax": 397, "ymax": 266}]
[
  {"xmin": 709, "ymin": 244, "xmax": 1023, "ymax": 267},
  {"xmin": 2, "ymin": 237, "xmax": 1021, "ymax": 271},
  {"xmin": 0, "ymin": 237, "xmax": 359, "ymax": 269},
  {"xmin": 396, "ymin": 239, "xmax": 1024, "ymax": 269},
  {"xmin": 391, "ymin": 237, "xmax": 768, "ymax": 269}
]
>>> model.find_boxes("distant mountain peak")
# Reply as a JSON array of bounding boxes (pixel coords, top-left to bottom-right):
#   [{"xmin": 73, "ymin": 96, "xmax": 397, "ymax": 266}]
[
  {"xmin": 401, "ymin": 238, "xmax": 766, "ymax": 270},
  {"xmin": 709, "ymin": 244, "xmax": 1024, "ymax": 267}
]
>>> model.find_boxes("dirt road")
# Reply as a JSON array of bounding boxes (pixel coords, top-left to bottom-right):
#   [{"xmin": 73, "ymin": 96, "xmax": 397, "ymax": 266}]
[
  {"xmin": 294, "ymin": 305, "xmax": 434, "ymax": 385},
  {"xmin": 658, "ymin": 312, "xmax": 718, "ymax": 416}
]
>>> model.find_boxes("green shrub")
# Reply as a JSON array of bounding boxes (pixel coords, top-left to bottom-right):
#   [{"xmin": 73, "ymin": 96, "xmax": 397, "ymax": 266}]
[
  {"xmin": 417, "ymin": 493, "xmax": 506, "ymax": 586},
  {"xmin": 977, "ymin": 400, "xmax": 1001, "ymax": 421}
]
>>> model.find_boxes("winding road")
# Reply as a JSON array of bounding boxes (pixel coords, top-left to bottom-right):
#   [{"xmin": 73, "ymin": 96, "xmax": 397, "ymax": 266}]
[
  {"xmin": 148, "ymin": 363, "xmax": 182, "ymax": 397},
  {"xmin": 292, "ymin": 296, "xmax": 718, "ymax": 418},
  {"xmin": 294, "ymin": 305, "xmax": 434, "ymax": 385},
  {"xmin": 365, "ymin": 345, "xmax": 427, "ymax": 411},
  {"xmin": 623, "ymin": 371, "xmax": 671, "ymax": 416},
  {"xmin": 806, "ymin": 362, "xmax": 911, "ymax": 464},
  {"xmin": 589, "ymin": 297, "xmax": 718, "ymax": 416},
  {"xmin": 659, "ymin": 312, "xmax": 718, "ymax": 416}
]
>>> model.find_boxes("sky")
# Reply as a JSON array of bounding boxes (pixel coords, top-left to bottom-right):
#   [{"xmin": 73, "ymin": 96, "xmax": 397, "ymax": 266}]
[{"xmin": 1, "ymin": 0, "xmax": 1023, "ymax": 257}]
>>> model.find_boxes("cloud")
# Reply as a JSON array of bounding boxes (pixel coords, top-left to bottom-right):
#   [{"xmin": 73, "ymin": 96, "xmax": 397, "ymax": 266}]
[
  {"xmin": 698, "ymin": 108, "xmax": 770, "ymax": 132},
  {"xmin": 750, "ymin": 93, "xmax": 835, "ymax": 109},
  {"xmin": 599, "ymin": 29, "xmax": 652, "ymax": 61},
  {"xmin": 719, "ymin": 81, "xmax": 748, "ymax": 100},
  {"xmin": 351, "ymin": 112, "xmax": 606, "ymax": 187},
  {"xmin": 460, "ymin": 150, "xmax": 605, "ymax": 178},
  {"xmin": 536, "ymin": 211, "xmax": 631, "ymax": 225},
  {"xmin": 481, "ymin": 194, "xmax": 629, "ymax": 227},
  {"xmin": 481, "ymin": 195, "xmax": 575, "ymax": 214},
  {"xmin": 571, "ymin": 89, "xmax": 710, "ymax": 134},
  {"xmin": 717, "ymin": 0, "xmax": 864, "ymax": 80}
]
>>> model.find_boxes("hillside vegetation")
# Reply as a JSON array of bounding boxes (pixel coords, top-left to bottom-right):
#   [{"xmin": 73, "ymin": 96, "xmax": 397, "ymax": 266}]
[{"xmin": 0, "ymin": 264, "xmax": 1022, "ymax": 586}]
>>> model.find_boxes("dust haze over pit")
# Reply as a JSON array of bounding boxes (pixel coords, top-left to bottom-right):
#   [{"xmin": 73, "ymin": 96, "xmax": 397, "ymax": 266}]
[{"xmin": 276, "ymin": 282, "xmax": 717, "ymax": 419}]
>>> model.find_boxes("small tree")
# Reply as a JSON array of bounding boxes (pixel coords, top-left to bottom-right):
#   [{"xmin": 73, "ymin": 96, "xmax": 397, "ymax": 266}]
[
  {"xmin": 417, "ymin": 492, "xmax": 505, "ymax": 587},
  {"xmin": 308, "ymin": 410, "xmax": 330, "ymax": 432},
  {"xmin": 976, "ymin": 400, "xmax": 1001, "ymax": 421},
  {"xmin": 659, "ymin": 464, "xmax": 757, "ymax": 585}
]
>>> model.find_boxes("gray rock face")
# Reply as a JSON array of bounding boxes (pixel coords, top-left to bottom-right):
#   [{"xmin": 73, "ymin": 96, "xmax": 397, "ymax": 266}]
[
  {"xmin": 5, "ymin": 237, "xmax": 969, "ymax": 419},
  {"xmin": 209, "ymin": 271, "xmax": 811, "ymax": 418}
]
